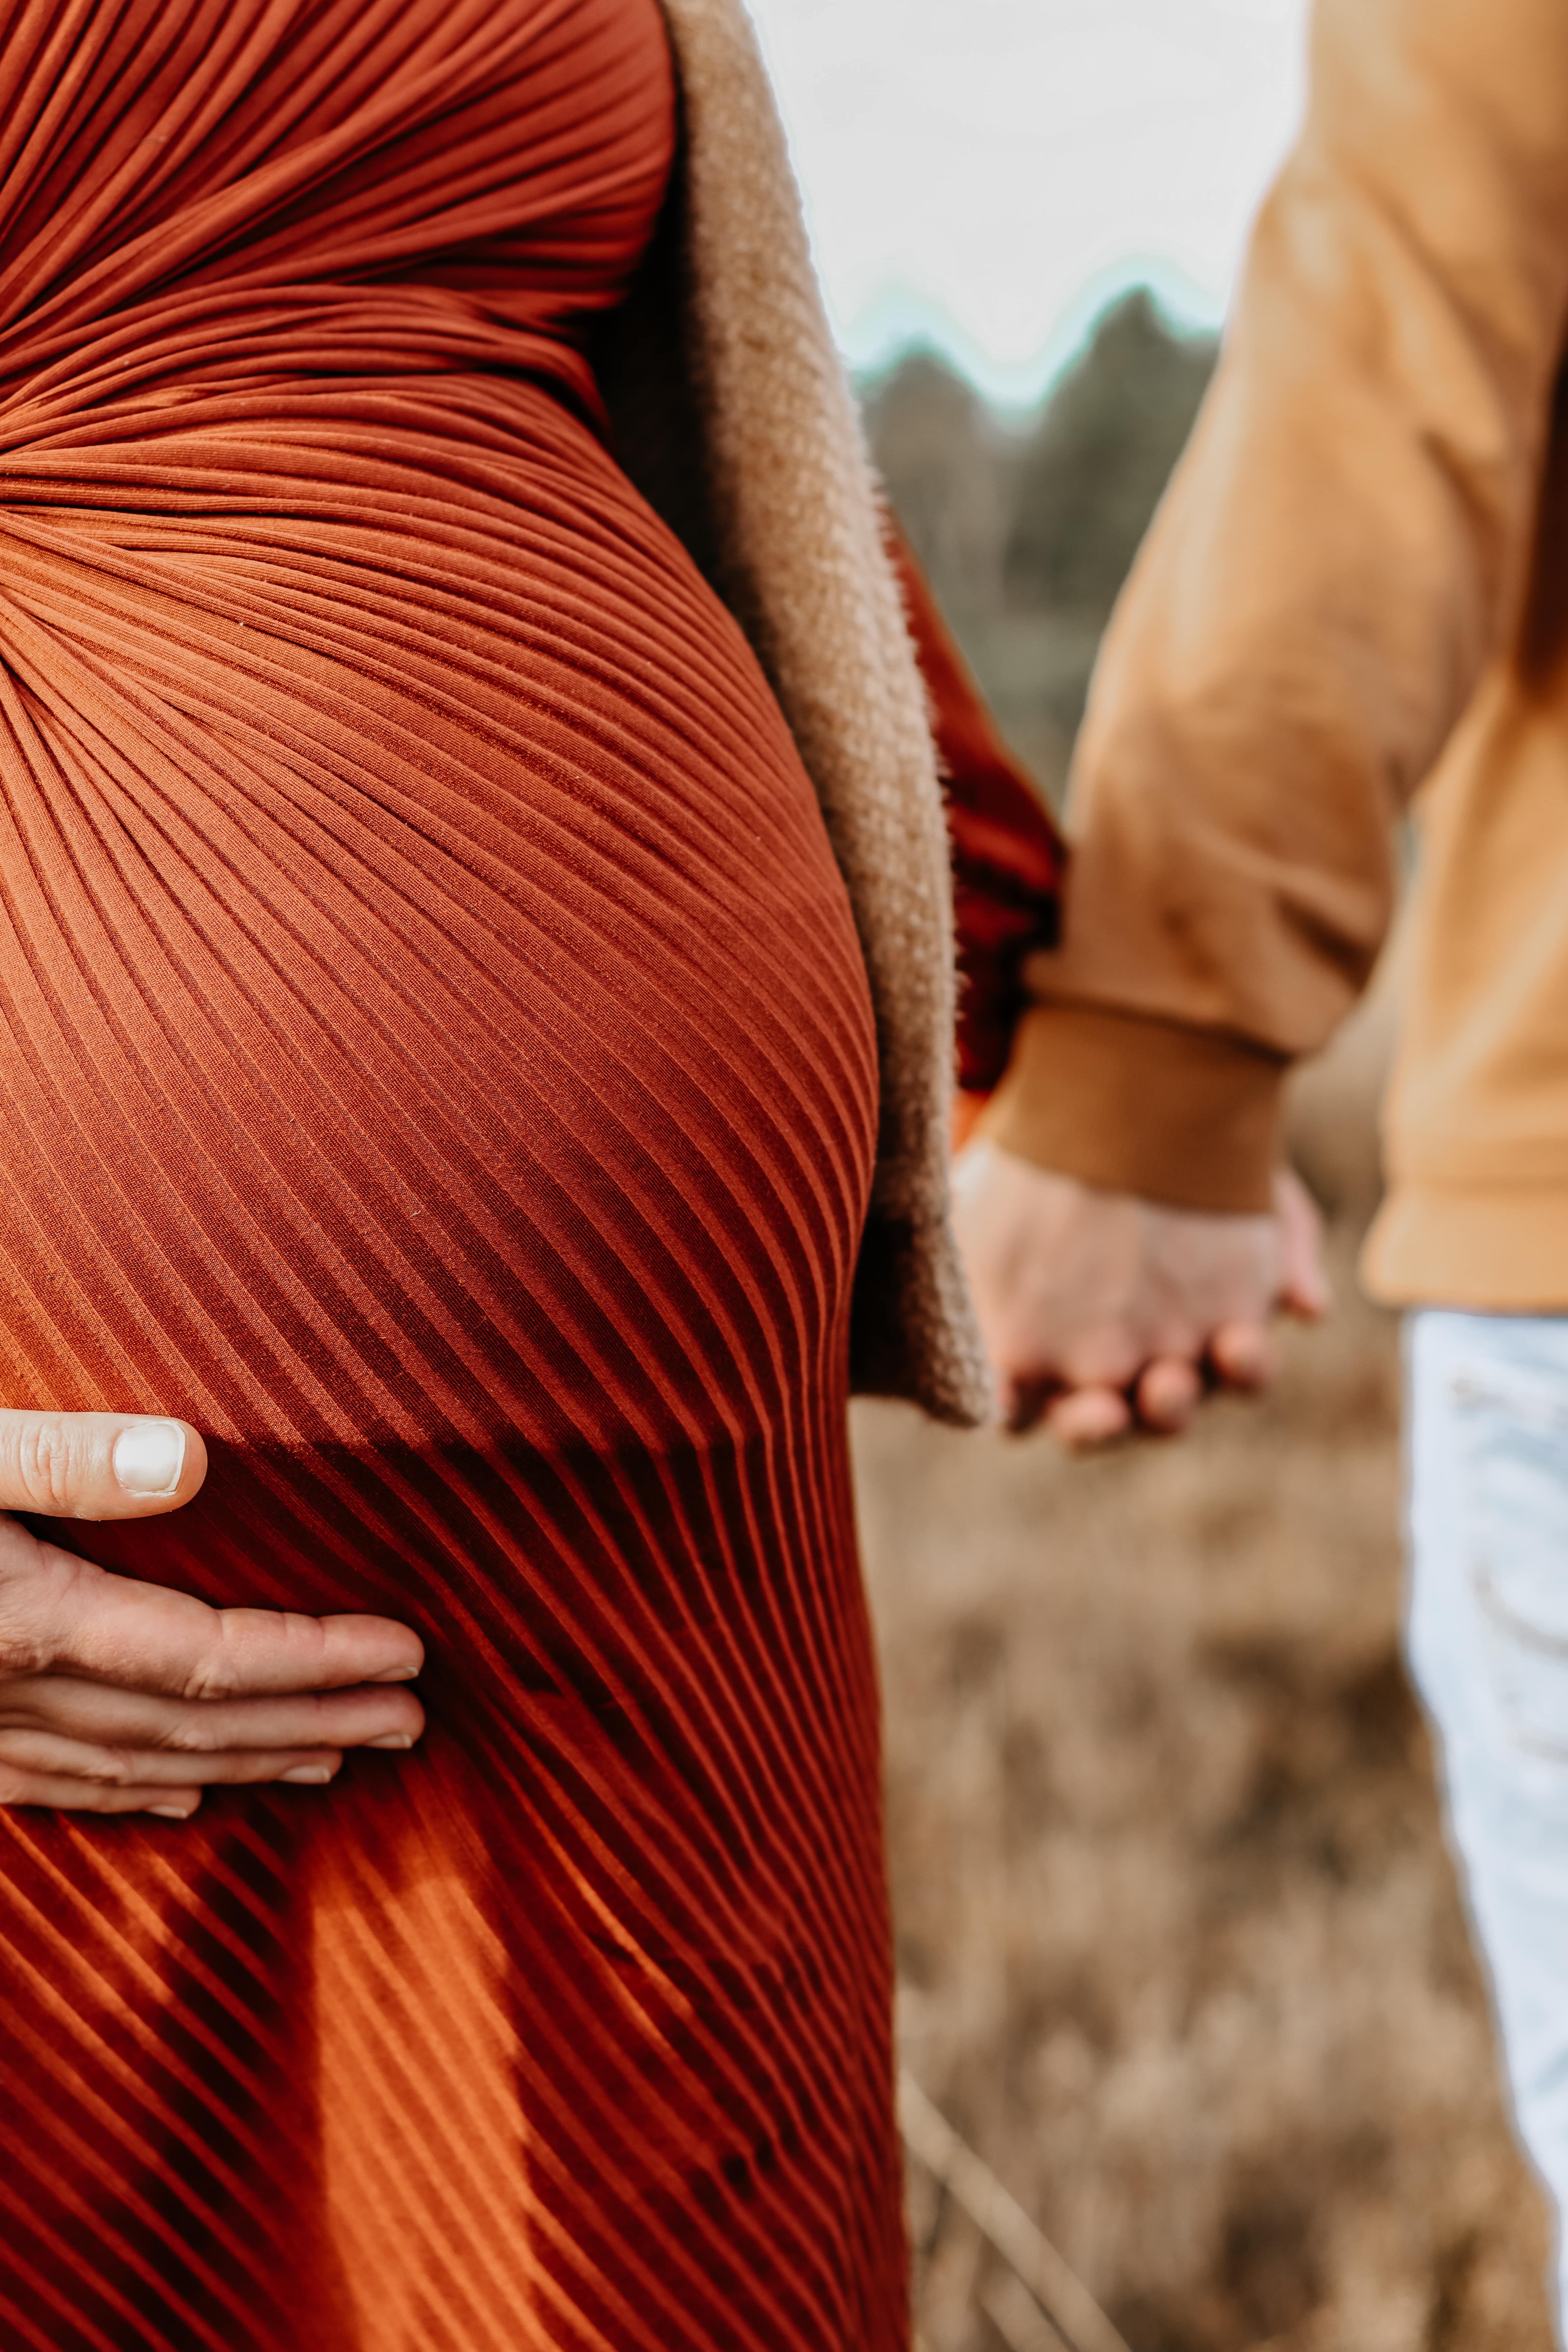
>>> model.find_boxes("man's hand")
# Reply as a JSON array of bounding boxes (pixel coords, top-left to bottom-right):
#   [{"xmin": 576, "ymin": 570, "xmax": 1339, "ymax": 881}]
[
  {"xmin": 953, "ymin": 1144, "xmax": 1328, "ymax": 1443},
  {"xmin": 0, "ymin": 1411, "xmax": 423, "ymax": 1817}
]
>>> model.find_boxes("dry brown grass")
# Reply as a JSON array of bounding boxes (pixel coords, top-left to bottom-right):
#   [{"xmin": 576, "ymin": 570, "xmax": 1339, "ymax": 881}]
[{"xmin": 856, "ymin": 988, "xmax": 1555, "ymax": 2351}]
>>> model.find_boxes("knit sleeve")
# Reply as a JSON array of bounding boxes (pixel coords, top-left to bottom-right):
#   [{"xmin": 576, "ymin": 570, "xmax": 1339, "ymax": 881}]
[
  {"xmin": 982, "ymin": 0, "xmax": 1568, "ymax": 1211},
  {"xmin": 884, "ymin": 530, "xmax": 1064, "ymax": 1104}
]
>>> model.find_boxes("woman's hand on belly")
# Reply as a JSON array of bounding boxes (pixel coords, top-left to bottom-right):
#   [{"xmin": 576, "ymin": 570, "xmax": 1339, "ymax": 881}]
[{"xmin": 0, "ymin": 1411, "xmax": 423, "ymax": 1819}]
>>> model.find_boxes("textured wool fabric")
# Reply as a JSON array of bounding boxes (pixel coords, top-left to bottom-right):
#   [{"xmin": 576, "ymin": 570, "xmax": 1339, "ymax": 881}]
[
  {"xmin": 603, "ymin": 0, "xmax": 990, "ymax": 1427},
  {"xmin": 0, "ymin": 0, "xmax": 912, "ymax": 2344}
]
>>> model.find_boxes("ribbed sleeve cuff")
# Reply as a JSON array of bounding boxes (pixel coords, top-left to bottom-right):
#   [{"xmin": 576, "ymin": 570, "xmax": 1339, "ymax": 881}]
[{"xmin": 976, "ymin": 1002, "xmax": 1288, "ymax": 1215}]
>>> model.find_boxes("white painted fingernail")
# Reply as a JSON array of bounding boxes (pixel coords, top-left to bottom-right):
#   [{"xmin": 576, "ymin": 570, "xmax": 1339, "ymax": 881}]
[
  {"xmin": 367, "ymin": 1733, "xmax": 414, "ymax": 1750},
  {"xmin": 147, "ymin": 1804, "xmax": 195, "ymax": 1820},
  {"xmin": 281, "ymin": 1763, "xmax": 336, "ymax": 1785},
  {"xmin": 113, "ymin": 1420, "xmax": 186, "ymax": 1497}
]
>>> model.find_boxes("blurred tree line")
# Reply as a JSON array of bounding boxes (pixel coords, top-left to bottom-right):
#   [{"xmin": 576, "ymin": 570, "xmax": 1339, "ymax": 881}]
[{"xmin": 861, "ymin": 289, "xmax": 1215, "ymax": 805}]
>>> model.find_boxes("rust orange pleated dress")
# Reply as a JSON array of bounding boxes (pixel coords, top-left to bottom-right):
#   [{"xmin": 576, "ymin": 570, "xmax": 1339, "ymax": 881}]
[{"xmin": 0, "ymin": 2, "xmax": 908, "ymax": 2344}]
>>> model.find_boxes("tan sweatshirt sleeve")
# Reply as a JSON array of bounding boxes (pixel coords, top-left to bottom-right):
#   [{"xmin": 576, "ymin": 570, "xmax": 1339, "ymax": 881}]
[{"xmin": 982, "ymin": 0, "xmax": 1568, "ymax": 1212}]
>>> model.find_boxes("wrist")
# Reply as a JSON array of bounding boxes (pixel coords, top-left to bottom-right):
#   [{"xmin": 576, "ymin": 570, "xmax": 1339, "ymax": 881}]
[{"xmin": 976, "ymin": 1001, "xmax": 1287, "ymax": 1215}]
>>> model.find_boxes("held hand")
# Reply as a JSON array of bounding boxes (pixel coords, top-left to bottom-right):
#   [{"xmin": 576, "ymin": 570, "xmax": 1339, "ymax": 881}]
[
  {"xmin": 0, "ymin": 1412, "xmax": 424, "ymax": 1817},
  {"xmin": 953, "ymin": 1144, "xmax": 1328, "ymax": 1444}
]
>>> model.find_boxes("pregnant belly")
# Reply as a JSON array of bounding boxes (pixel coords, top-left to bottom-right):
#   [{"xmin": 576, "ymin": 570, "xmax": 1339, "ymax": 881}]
[{"xmin": 0, "ymin": 394, "xmax": 878, "ymax": 1629}]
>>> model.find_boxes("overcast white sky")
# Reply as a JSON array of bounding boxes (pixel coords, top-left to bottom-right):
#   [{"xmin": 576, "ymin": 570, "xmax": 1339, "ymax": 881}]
[{"xmin": 745, "ymin": 0, "xmax": 1314, "ymax": 402}]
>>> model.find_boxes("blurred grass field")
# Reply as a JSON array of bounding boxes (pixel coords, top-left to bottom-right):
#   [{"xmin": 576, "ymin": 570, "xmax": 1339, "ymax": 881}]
[{"xmin": 855, "ymin": 984, "xmax": 1556, "ymax": 2351}]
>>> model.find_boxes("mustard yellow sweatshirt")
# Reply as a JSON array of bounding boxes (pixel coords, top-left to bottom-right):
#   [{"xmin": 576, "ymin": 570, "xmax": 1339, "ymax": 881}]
[{"xmin": 982, "ymin": 0, "xmax": 1568, "ymax": 1308}]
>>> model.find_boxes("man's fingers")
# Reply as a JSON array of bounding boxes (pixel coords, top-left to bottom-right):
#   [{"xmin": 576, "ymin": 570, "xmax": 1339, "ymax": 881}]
[
  {"xmin": 0, "ymin": 1412, "xmax": 206, "ymax": 1520},
  {"xmin": 0, "ymin": 1728, "xmax": 346, "ymax": 1787},
  {"xmin": 1275, "ymin": 1167, "xmax": 1330, "ymax": 1320},
  {"xmin": 0, "ymin": 1672, "xmax": 424, "ymax": 1753},
  {"xmin": 16, "ymin": 1541, "xmax": 424, "ymax": 1698}
]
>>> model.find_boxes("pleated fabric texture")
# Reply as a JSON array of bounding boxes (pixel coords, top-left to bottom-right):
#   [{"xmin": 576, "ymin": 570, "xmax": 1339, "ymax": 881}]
[{"xmin": 0, "ymin": 2, "xmax": 905, "ymax": 2345}]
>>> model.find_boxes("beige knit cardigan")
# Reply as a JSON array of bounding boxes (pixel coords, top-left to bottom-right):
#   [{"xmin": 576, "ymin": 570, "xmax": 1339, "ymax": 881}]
[{"xmin": 596, "ymin": 0, "xmax": 991, "ymax": 1428}]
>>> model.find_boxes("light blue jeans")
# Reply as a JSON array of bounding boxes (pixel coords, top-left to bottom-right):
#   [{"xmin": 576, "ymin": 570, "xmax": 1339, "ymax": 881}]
[{"xmin": 1407, "ymin": 1310, "xmax": 1568, "ymax": 2343}]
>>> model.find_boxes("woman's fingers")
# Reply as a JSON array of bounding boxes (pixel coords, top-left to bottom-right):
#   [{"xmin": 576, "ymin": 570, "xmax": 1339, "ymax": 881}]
[
  {"xmin": 0, "ymin": 1672, "xmax": 423, "ymax": 1754},
  {"xmin": 1209, "ymin": 1321, "xmax": 1275, "ymax": 1389},
  {"xmin": 1134, "ymin": 1356, "xmax": 1202, "ymax": 1431},
  {"xmin": 0, "ymin": 1765, "xmax": 205, "ymax": 1817},
  {"xmin": 1045, "ymin": 1385, "xmax": 1132, "ymax": 1449},
  {"xmin": 5, "ymin": 1531, "xmax": 424, "ymax": 1697},
  {"xmin": 0, "ymin": 1727, "xmax": 345, "ymax": 1788},
  {"xmin": 1042, "ymin": 1361, "xmax": 1204, "ymax": 1449},
  {"xmin": 0, "ymin": 1416, "xmax": 427, "ymax": 1821},
  {"xmin": 1046, "ymin": 1345, "xmax": 1260, "ymax": 1449},
  {"xmin": 0, "ymin": 1659, "xmax": 426, "ymax": 1820},
  {"xmin": 0, "ymin": 1412, "xmax": 206, "ymax": 1520}
]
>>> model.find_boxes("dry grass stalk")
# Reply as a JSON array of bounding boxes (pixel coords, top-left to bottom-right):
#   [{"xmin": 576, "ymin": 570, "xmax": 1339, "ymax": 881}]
[
  {"xmin": 901, "ymin": 2068, "xmax": 1130, "ymax": 2352},
  {"xmin": 983, "ymin": 2271, "xmax": 1077, "ymax": 2351}
]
